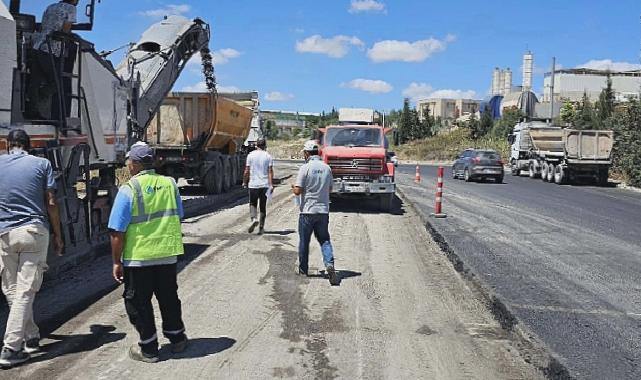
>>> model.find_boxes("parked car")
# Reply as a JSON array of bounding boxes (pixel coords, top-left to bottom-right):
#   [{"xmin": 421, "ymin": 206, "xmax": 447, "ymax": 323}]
[{"xmin": 452, "ymin": 149, "xmax": 504, "ymax": 183}]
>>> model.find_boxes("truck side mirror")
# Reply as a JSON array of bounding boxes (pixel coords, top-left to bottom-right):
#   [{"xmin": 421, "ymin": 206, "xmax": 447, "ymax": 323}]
[{"xmin": 507, "ymin": 135, "xmax": 515, "ymax": 144}]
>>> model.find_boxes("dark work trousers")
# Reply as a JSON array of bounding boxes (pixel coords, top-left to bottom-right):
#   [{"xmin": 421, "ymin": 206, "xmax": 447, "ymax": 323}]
[
  {"xmin": 123, "ymin": 264, "xmax": 186, "ymax": 355},
  {"xmin": 298, "ymin": 213, "xmax": 334, "ymax": 274},
  {"xmin": 249, "ymin": 188, "xmax": 268, "ymax": 227}
]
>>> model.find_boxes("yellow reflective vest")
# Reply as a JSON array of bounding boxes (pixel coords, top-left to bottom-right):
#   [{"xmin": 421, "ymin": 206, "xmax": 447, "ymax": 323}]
[{"xmin": 123, "ymin": 171, "xmax": 184, "ymax": 261}]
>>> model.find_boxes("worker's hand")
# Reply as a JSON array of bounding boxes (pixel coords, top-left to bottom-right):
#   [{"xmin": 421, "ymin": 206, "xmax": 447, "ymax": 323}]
[
  {"xmin": 53, "ymin": 234, "xmax": 64, "ymax": 256},
  {"xmin": 113, "ymin": 263, "xmax": 124, "ymax": 284},
  {"xmin": 242, "ymin": 183, "xmax": 248, "ymax": 189}
]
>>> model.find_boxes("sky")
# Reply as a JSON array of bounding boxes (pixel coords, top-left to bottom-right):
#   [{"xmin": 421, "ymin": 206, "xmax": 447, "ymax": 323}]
[{"xmin": 11, "ymin": 0, "xmax": 641, "ymax": 112}]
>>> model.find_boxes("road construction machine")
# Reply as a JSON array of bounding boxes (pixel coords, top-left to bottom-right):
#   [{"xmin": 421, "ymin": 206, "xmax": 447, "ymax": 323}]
[{"xmin": 0, "ymin": 0, "xmax": 210, "ymax": 268}]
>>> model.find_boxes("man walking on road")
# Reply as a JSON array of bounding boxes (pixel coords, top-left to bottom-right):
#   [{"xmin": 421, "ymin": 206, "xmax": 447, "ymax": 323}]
[
  {"xmin": 0, "ymin": 130, "xmax": 64, "ymax": 368},
  {"xmin": 108, "ymin": 142, "xmax": 188, "ymax": 363},
  {"xmin": 292, "ymin": 140, "xmax": 338, "ymax": 285},
  {"xmin": 243, "ymin": 138, "xmax": 273, "ymax": 235}
]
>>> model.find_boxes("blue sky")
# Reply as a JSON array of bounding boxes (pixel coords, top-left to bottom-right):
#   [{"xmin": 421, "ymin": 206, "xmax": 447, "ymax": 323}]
[{"xmin": 12, "ymin": 0, "xmax": 641, "ymax": 112}]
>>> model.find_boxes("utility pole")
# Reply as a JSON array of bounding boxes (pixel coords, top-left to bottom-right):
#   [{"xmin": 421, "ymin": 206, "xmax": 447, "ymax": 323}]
[{"xmin": 550, "ymin": 57, "xmax": 556, "ymax": 123}]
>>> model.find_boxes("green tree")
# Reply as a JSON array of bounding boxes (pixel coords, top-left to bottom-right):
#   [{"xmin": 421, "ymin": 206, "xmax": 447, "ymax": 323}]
[
  {"xmin": 467, "ymin": 111, "xmax": 481, "ymax": 140},
  {"xmin": 263, "ymin": 120, "xmax": 276, "ymax": 139},
  {"xmin": 573, "ymin": 92, "xmax": 596, "ymax": 130},
  {"xmin": 478, "ymin": 105, "xmax": 494, "ymax": 139},
  {"xmin": 419, "ymin": 104, "xmax": 434, "ymax": 138},
  {"xmin": 559, "ymin": 102, "xmax": 576, "ymax": 126},
  {"xmin": 491, "ymin": 107, "xmax": 523, "ymax": 139},
  {"xmin": 612, "ymin": 97, "xmax": 641, "ymax": 187},
  {"xmin": 399, "ymin": 98, "xmax": 415, "ymax": 143},
  {"xmin": 595, "ymin": 76, "xmax": 615, "ymax": 129}
]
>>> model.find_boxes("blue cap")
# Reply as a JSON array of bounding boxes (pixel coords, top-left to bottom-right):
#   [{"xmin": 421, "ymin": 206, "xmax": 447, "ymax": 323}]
[{"xmin": 126, "ymin": 142, "xmax": 154, "ymax": 162}]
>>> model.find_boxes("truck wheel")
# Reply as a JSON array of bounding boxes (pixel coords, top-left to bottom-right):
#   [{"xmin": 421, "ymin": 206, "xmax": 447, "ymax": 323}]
[
  {"xmin": 230, "ymin": 156, "xmax": 239, "ymax": 186},
  {"xmin": 554, "ymin": 165, "xmax": 566, "ymax": 185},
  {"xmin": 221, "ymin": 156, "xmax": 232, "ymax": 192},
  {"xmin": 541, "ymin": 163, "xmax": 549, "ymax": 182},
  {"xmin": 208, "ymin": 161, "xmax": 223, "ymax": 194},
  {"xmin": 511, "ymin": 161, "xmax": 520, "ymax": 176},
  {"xmin": 464, "ymin": 168, "xmax": 472, "ymax": 182},
  {"xmin": 598, "ymin": 168, "xmax": 609, "ymax": 186},
  {"xmin": 236, "ymin": 156, "xmax": 244, "ymax": 184},
  {"xmin": 546, "ymin": 164, "xmax": 555, "ymax": 182},
  {"xmin": 529, "ymin": 162, "xmax": 537, "ymax": 179},
  {"xmin": 379, "ymin": 193, "xmax": 394, "ymax": 212}
]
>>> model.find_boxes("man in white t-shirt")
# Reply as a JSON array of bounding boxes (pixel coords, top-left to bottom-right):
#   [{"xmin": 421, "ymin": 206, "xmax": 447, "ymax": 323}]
[{"xmin": 243, "ymin": 139, "xmax": 273, "ymax": 234}]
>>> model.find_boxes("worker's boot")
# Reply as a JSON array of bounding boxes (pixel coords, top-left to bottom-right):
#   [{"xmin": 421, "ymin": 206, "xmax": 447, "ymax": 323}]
[{"xmin": 258, "ymin": 213, "xmax": 266, "ymax": 235}]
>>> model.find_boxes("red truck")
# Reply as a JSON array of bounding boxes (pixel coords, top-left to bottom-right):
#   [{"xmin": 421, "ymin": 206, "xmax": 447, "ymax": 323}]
[{"xmin": 318, "ymin": 108, "xmax": 396, "ymax": 212}]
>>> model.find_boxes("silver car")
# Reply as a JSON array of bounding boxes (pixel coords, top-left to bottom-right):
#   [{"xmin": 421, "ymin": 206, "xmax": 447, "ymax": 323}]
[{"xmin": 452, "ymin": 149, "xmax": 504, "ymax": 183}]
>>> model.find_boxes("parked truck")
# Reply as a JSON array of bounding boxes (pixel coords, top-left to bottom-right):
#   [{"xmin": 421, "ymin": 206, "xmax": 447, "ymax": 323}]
[
  {"xmin": 318, "ymin": 108, "xmax": 396, "ymax": 211},
  {"xmin": 508, "ymin": 121, "xmax": 614, "ymax": 185},
  {"xmin": 146, "ymin": 91, "xmax": 255, "ymax": 194}
]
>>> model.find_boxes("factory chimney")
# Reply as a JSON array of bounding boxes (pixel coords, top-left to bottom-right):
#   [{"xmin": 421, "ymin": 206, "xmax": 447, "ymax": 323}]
[
  {"xmin": 492, "ymin": 67, "xmax": 501, "ymax": 96},
  {"xmin": 504, "ymin": 68, "xmax": 513, "ymax": 95},
  {"xmin": 499, "ymin": 70, "xmax": 506, "ymax": 96},
  {"xmin": 522, "ymin": 50, "xmax": 533, "ymax": 92}
]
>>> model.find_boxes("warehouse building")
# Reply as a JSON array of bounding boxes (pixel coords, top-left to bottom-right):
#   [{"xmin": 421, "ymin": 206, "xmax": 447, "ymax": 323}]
[{"xmin": 543, "ymin": 68, "xmax": 641, "ymax": 102}]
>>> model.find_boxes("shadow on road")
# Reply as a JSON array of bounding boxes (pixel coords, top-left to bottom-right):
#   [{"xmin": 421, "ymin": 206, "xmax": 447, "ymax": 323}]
[
  {"xmin": 263, "ymin": 229, "xmax": 296, "ymax": 236},
  {"xmin": 27, "ymin": 324, "xmax": 125, "ymax": 365},
  {"xmin": 330, "ymin": 195, "xmax": 406, "ymax": 216},
  {"xmin": 313, "ymin": 269, "xmax": 362, "ymax": 286},
  {"xmin": 160, "ymin": 337, "xmax": 236, "ymax": 360}
]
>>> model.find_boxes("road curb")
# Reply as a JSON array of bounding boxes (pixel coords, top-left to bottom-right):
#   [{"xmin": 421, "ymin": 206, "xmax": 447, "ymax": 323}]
[{"xmin": 395, "ymin": 184, "xmax": 574, "ymax": 380}]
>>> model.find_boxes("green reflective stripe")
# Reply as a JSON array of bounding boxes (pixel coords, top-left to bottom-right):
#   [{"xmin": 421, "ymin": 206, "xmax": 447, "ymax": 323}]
[
  {"xmin": 130, "ymin": 177, "xmax": 145, "ymax": 216},
  {"xmin": 130, "ymin": 209, "xmax": 180, "ymax": 224}
]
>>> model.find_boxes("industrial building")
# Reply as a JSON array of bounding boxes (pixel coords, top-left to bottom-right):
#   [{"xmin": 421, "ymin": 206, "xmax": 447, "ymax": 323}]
[
  {"xmin": 542, "ymin": 68, "xmax": 641, "ymax": 103},
  {"xmin": 260, "ymin": 110, "xmax": 319, "ymax": 136},
  {"xmin": 416, "ymin": 98, "xmax": 480, "ymax": 122}
]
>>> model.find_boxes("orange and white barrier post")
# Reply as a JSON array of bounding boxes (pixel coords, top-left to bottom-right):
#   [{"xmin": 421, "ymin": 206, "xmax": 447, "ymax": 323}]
[
  {"xmin": 415, "ymin": 164, "xmax": 421, "ymax": 183},
  {"xmin": 431, "ymin": 166, "xmax": 447, "ymax": 218}
]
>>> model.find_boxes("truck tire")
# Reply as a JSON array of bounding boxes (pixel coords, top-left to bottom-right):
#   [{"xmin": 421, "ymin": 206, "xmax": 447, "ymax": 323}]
[
  {"xmin": 529, "ymin": 162, "xmax": 538, "ymax": 179},
  {"xmin": 546, "ymin": 164, "xmax": 555, "ymax": 182},
  {"xmin": 541, "ymin": 163, "xmax": 549, "ymax": 182},
  {"xmin": 203, "ymin": 161, "xmax": 223, "ymax": 195},
  {"xmin": 230, "ymin": 156, "xmax": 239, "ymax": 186},
  {"xmin": 235, "ymin": 156, "xmax": 244, "ymax": 184},
  {"xmin": 598, "ymin": 168, "xmax": 609, "ymax": 186},
  {"xmin": 554, "ymin": 165, "xmax": 566, "ymax": 185},
  {"xmin": 511, "ymin": 160, "xmax": 520, "ymax": 176},
  {"xmin": 379, "ymin": 193, "xmax": 394, "ymax": 213},
  {"xmin": 221, "ymin": 156, "xmax": 232, "ymax": 192}
]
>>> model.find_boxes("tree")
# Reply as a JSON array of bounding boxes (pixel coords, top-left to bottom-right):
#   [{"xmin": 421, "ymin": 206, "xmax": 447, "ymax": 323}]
[
  {"xmin": 573, "ymin": 92, "xmax": 596, "ymax": 130},
  {"xmin": 612, "ymin": 98, "xmax": 641, "ymax": 187},
  {"xmin": 263, "ymin": 119, "xmax": 276, "ymax": 139},
  {"xmin": 559, "ymin": 102, "xmax": 576, "ymax": 126},
  {"xmin": 595, "ymin": 75, "xmax": 615, "ymax": 129},
  {"xmin": 398, "ymin": 98, "xmax": 415, "ymax": 144},
  {"xmin": 491, "ymin": 107, "xmax": 523, "ymax": 139},
  {"xmin": 419, "ymin": 104, "xmax": 434, "ymax": 138},
  {"xmin": 477, "ymin": 105, "xmax": 494, "ymax": 139},
  {"xmin": 467, "ymin": 111, "xmax": 481, "ymax": 140}
]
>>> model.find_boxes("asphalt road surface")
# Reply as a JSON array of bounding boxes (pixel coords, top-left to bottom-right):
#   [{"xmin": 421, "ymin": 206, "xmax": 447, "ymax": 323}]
[
  {"xmin": 0, "ymin": 162, "xmax": 540, "ymax": 380},
  {"xmin": 397, "ymin": 164, "xmax": 641, "ymax": 380}
]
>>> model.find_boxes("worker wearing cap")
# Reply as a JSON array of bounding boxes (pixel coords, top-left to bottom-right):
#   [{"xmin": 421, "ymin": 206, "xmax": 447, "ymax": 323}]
[
  {"xmin": 291, "ymin": 140, "xmax": 338, "ymax": 285},
  {"xmin": 243, "ymin": 138, "xmax": 274, "ymax": 234},
  {"xmin": 108, "ymin": 142, "xmax": 188, "ymax": 363},
  {"xmin": 0, "ymin": 129, "xmax": 63, "ymax": 368}
]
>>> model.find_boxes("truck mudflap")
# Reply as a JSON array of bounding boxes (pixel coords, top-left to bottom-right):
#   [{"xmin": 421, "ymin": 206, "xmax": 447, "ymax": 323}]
[{"xmin": 332, "ymin": 179, "xmax": 395, "ymax": 195}]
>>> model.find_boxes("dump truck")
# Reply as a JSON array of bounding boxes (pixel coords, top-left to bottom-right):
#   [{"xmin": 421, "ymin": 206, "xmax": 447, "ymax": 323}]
[
  {"xmin": 508, "ymin": 121, "xmax": 614, "ymax": 185},
  {"xmin": 146, "ymin": 91, "xmax": 254, "ymax": 194},
  {"xmin": 319, "ymin": 108, "xmax": 396, "ymax": 212}
]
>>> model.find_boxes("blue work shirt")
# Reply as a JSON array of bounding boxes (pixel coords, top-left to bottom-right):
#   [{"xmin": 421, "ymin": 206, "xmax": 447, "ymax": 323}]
[
  {"xmin": 108, "ymin": 170, "xmax": 184, "ymax": 267},
  {"xmin": 0, "ymin": 149, "xmax": 57, "ymax": 234}
]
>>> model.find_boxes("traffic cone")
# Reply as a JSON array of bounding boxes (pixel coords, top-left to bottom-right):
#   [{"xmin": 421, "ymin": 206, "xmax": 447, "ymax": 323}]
[{"xmin": 415, "ymin": 165, "xmax": 421, "ymax": 183}]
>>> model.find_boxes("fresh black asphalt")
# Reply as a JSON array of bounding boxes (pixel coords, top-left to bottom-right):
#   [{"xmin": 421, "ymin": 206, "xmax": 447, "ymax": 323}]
[{"xmin": 397, "ymin": 164, "xmax": 641, "ymax": 380}]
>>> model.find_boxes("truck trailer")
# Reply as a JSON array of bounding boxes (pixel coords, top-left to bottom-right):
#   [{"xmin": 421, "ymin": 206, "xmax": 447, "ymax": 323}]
[
  {"xmin": 146, "ymin": 92, "xmax": 255, "ymax": 194},
  {"xmin": 509, "ymin": 121, "xmax": 614, "ymax": 185}
]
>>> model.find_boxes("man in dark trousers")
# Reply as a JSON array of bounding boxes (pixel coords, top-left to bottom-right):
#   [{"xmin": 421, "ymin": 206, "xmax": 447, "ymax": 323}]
[
  {"xmin": 243, "ymin": 138, "xmax": 274, "ymax": 235},
  {"xmin": 0, "ymin": 130, "xmax": 64, "ymax": 368},
  {"xmin": 108, "ymin": 142, "xmax": 188, "ymax": 363},
  {"xmin": 291, "ymin": 140, "xmax": 338, "ymax": 285}
]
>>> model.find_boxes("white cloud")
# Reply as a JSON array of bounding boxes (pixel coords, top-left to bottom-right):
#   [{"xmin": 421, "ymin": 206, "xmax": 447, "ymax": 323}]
[
  {"xmin": 179, "ymin": 82, "xmax": 240, "ymax": 93},
  {"xmin": 341, "ymin": 79, "xmax": 393, "ymax": 94},
  {"xmin": 265, "ymin": 92, "xmax": 295, "ymax": 102},
  {"xmin": 576, "ymin": 59, "xmax": 641, "ymax": 72},
  {"xmin": 295, "ymin": 34, "xmax": 364, "ymax": 58},
  {"xmin": 188, "ymin": 48, "xmax": 240, "ymax": 66},
  {"xmin": 140, "ymin": 4, "xmax": 190, "ymax": 18},
  {"xmin": 367, "ymin": 35, "xmax": 455, "ymax": 63},
  {"xmin": 349, "ymin": 0, "xmax": 386, "ymax": 13},
  {"xmin": 402, "ymin": 82, "xmax": 477, "ymax": 101}
]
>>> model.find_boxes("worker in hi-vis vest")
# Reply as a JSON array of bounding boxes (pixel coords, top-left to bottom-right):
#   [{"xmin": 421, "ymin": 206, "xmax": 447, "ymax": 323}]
[{"xmin": 108, "ymin": 142, "xmax": 188, "ymax": 363}]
